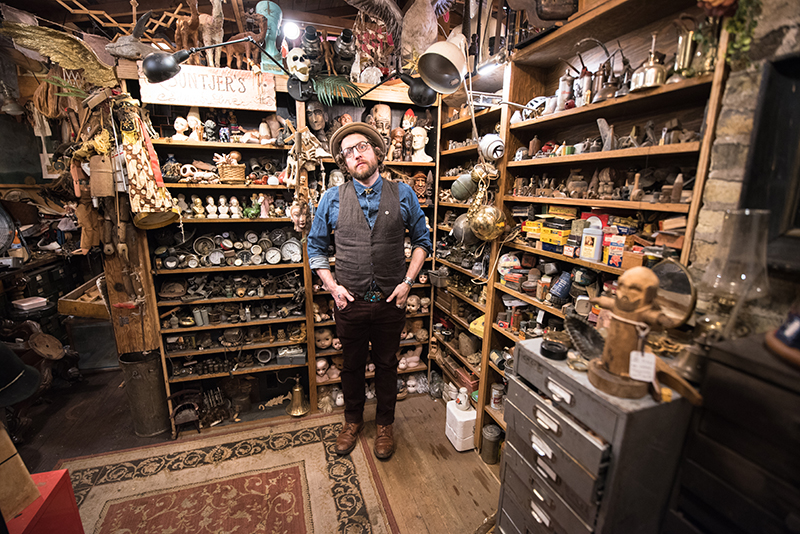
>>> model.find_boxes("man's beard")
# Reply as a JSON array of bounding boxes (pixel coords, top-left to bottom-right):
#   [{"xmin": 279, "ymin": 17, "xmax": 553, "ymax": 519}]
[{"xmin": 350, "ymin": 160, "xmax": 378, "ymax": 181}]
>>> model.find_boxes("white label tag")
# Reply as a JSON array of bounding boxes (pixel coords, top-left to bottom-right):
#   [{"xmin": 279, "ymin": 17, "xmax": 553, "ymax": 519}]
[
  {"xmin": 536, "ymin": 310, "xmax": 545, "ymax": 323},
  {"xmin": 629, "ymin": 350, "xmax": 657, "ymax": 382}
]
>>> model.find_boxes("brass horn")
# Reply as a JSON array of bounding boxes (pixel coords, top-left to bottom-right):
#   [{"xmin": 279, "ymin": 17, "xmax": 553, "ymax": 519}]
[{"xmin": 286, "ymin": 376, "xmax": 310, "ymax": 417}]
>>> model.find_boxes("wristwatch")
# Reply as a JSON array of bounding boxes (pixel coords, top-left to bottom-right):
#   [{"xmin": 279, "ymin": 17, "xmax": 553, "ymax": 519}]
[{"xmin": 402, "ymin": 276, "xmax": 415, "ymax": 287}]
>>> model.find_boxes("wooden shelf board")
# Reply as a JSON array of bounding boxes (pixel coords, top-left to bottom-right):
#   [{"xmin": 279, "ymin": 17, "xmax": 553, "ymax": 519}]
[
  {"xmin": 441, "ymin": 145, "xmax": 479, "ymax": 156},
  {"xmin": 443, "ymin": 286, "xmax": 486, "ymax": 314},
  {"xmin": 484, "ymin": 404, "xmax": 506, "ymax": 430},
  {"xmin": 164, "ymin": 183, "xmax": 289, "ymax": 190},
  {"xmin": 157, "ymin": 293, "xmax": 292, "ymax": 307},
  {"xmin": 495, "ymin": 283, "xmax": 565, "ymax": 319},
  {"xmin": 178, "ymin": 217, "xmax": 291, "ymax": 223},
  {"xmin": 492, "ymin": 323, "xmax": 523, "ymax": 344},
  {"xmin": 152, "ymin": 139, "xmax": 288, "ymax": 150},
  {"xmin": 168, "ymin": 362, "xmax": 306, "ymax": 383},
  {"xmin": 435, "ymin": 333, "xmax": 481, "ymax": 378},
  {"xmin": 438, "ymin": 176, "xmax": 458, "ymax": 181},
  {"xmin": 316, "ymin": 363, "xmax": 429, "ymax": 385},
  {"xmin": 160, "ymin": 315, "xmax": 302, "ymax": 334},
  {"xmin": 315, "ymin": 348, "xmax": 343, "ymax": 357},
  {"xmin": 509, "ymin": 75, "xmax": 714, "ymax": 132},
  {"xmin": 384, "ymin": 161, "xmax": 436, "ymax": 167},
  {"xmin": 437, "ymin": 258, "xmax": 485, "ymax": 282},
  {"xmin": 442, "ymin": 105, "xmax": 502, "ymax": 131},
  {"xmin": 165, "ymin": 339, "xmax": 301, "ymax": 359},
  {"xmin": 313, "ymin": 320, "xmax": 336, "ymax": 327},
  {"xmin": 434, "ymin": 302, "xmax": 472, "ymax": 331},
  {"xmin": 154, "ymin": 262, "xmax": 304, "ymax": 274},
  {"xmin": 488, "ymin": 360, "xmax": 506, "ymax": 377},
  {"xmin": 506, "ymin": 142, "xmax": 700, "ymax": 167},
  {"xmin": 437, "ymin": 225, "xmax": 453, "ymax": 232},
  {"xmin": 503, "ymin": 195, "xmax": 691, "ymax": 213},
  {"xmin": 506, "ymin": 241, "xmax": 625, "ymax": 275},
  {"xmin": 438, "ymin": 202, "xmax": 470, "ymax": 208},
  {"xmin": 513, "ymin": 0, "xmax": 697, "ymax": 68}
]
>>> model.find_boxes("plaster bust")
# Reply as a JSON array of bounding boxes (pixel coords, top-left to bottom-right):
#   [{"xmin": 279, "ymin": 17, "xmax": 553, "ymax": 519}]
[
  {"xmin": 410, "ymin": 126, "xmax": 432, "ymax": 162},
  {"xmin": 372, "ymin": 104, "xmax": 392, "ymax": 145}
]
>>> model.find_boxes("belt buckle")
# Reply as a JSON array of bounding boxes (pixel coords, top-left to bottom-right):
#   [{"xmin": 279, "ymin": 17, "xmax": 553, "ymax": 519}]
[{"xmin": 364, "ymin": 290, "xmax": 383, "ymax": 302}]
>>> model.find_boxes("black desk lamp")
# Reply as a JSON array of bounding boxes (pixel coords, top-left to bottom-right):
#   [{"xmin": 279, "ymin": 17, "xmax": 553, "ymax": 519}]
[{"xmin": 142, "ymin": 37, "xmax": 291, "ymax": 83}]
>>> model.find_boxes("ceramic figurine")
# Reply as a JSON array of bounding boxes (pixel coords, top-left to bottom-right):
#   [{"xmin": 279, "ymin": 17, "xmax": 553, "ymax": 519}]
[
  {"xmin": 191, "ymin": 195, "xmax": 205, "ymax": 217},
  {"xmin": 255, "ymin": 1, "xmax": 284, "ymax": 74},
  {"xmin": 455, "ymin": 387, "xmax": 470, "ymax": 410},
  {"xmin": 402, "ymin": 109, "xmax": 417, "ymax": 130},
  {"xmin": 217, "ymin": 195, "xmax": 230, "ymax": 218},
  {"xmin": 187, "ymin": 107, "xmax": 202, "ymax": 141},
  {"xmin": 172, "ymin": 116, "xmax": 189, "ymax": 141},
  {"xmin": 229, "ymin": 196, "xmax": 242, "ymax": 218},
  {"xmin": 205, "ymin": 195, "xmax": 218, "ymax": 218},
  {"xmin": 260, "ymin": 193, "xmax": 271, "ymax": 218},
  {"xmin": 203, "ymin": 118, "xmax": 217, "ymax": 141},
  {"xmin": 329, "ymin": 169, "xmax": 345, "ymax": 187}
]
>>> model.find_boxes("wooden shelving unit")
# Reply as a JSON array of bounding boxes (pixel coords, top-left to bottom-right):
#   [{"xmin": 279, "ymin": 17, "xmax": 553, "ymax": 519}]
[{"xmin": 505, "ymin": 142, "xmax": 700, "ymax": 167}]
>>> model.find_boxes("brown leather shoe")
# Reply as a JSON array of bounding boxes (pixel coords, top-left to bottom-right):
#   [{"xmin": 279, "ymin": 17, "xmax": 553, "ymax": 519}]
[
  {"xmin": 335, "ymin": 422, "xmax": 363, "ymax": 455},
  {"xmin": 374, "ymin": 424, "xmax": 395, "ymax": 460}
]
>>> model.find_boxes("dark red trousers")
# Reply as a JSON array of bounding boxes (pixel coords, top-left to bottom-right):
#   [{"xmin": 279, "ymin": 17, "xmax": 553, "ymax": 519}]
[{"xmin": 334, "ymin": 299, "xmax": 406, "ymax": 426}]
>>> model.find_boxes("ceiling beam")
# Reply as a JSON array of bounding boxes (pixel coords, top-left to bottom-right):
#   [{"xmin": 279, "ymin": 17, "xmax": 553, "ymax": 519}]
[{"xmin": 282, "ymin": 9, "xmax": 355, "ymax": 30}]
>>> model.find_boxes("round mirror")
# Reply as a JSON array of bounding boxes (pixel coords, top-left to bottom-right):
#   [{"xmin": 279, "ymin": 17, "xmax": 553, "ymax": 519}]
[{"xmin": 652, "ymin": 258, "xmax": 696, "ymax": 327}]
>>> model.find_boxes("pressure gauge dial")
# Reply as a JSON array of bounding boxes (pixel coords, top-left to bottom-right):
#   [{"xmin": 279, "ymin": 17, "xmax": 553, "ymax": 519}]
[
  {"xmin": 280, "ymin": 238, "xmax": 303, "ymax": 263},
  {"xmin": 208, "ymin": 250, "xmax": 225, "ymax": 265},
  {"xmin": 163, "ymin": 256, "xmax": 179, "ymax": 269},
  {"xmin": 265, "ymin": 247, "xmax": 282, "ymax": 265},
  {"xmin": 269, "ymin": 227, "xmax": 288, "ymax": 247},
  {"xmin": 250, "ymin": 244, "xmax": 263, "ymax": 256},
  {"xmin": 245, "ymin": 231, "xmax": 259, "ymax": 244}
]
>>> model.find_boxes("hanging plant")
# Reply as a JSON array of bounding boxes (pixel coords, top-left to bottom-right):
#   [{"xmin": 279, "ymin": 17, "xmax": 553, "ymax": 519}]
[
  {"xmin": 725, "ymin": 0, "xmax": 762, "ymax": 69},
  {"xmin": 312, "ymin": 76, "xmax": 363, "ymax": 107}
]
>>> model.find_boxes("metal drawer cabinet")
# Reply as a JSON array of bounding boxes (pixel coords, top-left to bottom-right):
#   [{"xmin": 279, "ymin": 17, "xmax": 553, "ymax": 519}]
[{"xmin": 498, "ymin": 338, "xmax": 692, "ymax": 534}]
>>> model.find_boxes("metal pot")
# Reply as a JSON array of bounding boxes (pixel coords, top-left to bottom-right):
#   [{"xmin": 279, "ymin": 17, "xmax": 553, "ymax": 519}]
[{"xmin": 631, "ymin": 33, "xmax": 666, "ymax": 92}]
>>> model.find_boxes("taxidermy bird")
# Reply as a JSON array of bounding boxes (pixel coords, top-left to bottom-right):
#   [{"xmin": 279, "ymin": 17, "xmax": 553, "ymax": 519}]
[
  {"xmin": 0, "ymin": 22, "xmax": 118, "ymax": 87},
  {"xmin": 343, "ymin": 0, "xmax": 455, "ymax": 62}
]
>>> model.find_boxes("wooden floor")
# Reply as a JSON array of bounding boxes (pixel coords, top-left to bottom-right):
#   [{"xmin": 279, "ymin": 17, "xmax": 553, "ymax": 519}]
[{"xmin": 14, "ymin": 370, "xmax": 501, "ymax": 534}]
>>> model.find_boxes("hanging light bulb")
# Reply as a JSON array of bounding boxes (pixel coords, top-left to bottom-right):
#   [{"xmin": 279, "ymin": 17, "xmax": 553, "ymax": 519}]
[{"xmin": 283, "ymin": 21, "xmax": 301, "ymax": 40}]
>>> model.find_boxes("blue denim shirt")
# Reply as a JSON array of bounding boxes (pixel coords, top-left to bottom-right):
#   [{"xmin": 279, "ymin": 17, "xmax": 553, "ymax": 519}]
[{"xmin": 307, "ymin": 175, "xmax": 432, "ymax": 271}]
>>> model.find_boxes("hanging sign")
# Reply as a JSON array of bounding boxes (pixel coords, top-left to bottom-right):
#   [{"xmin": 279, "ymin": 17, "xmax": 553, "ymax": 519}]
[{"xmin": 138, "ymin": 63, "xmax": 277, "ymax": 111}]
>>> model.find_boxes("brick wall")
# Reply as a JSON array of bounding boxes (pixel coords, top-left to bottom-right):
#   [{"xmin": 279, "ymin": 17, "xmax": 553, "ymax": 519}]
[{"xmin": 690, "ymin": 0, "xmax": 800, "ymax": 332}]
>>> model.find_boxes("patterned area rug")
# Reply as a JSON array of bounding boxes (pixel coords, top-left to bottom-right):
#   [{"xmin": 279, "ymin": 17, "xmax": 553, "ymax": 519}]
[{"xmin": 56, "ymin": 415, "xmax": 398, "ymax": 534}]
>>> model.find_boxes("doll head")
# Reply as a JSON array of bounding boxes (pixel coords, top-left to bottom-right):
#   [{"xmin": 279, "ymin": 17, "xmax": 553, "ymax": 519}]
[
  {"xmin": 406, "ymin": 294, "xmax": 421, "ymax": 314},
  {"xmin": 332, "ymin": 337, "xmax": 342, "ymax": 350},
  {"xmin": 315, "ymin": 327, "xmax": 333, "ymax": 349},
  {"xmin": 316, "ymin": 357, "xmax": 330, "ymax": 377}
]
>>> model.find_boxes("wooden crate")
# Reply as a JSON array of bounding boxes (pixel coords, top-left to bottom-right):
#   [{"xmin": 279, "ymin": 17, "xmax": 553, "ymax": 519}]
[{"xmin": 58, "ymin": 274, "xmax": 109, "ymax": 319}]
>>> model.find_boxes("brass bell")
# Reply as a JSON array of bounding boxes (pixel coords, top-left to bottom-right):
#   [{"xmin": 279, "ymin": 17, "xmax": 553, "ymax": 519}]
[{"xmin": 286, "ymin": 376, "xmax": 310, "ymax": 417}]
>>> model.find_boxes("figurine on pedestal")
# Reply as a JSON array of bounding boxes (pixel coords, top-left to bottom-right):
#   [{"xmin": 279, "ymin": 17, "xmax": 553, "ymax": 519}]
[
  {"xmin": 229, "ymin": 196, "xmax": 242, "ymax": 218},
  {"xmin": 205, "ymin": 196, "xmax": 218, "ymax": 218},
  {"xmin": 191, "ymin": 195, "xmax": 205, "ymax": 218},
  {"xmin": 410, "ymin": 127, "xmax": 432, "ymax": 162},
  {"xmin": 217, "ymin": 195, "xmax": 230, "ymax": 218},
  {"xmin": 260, "ymin": 193, "xmax": 272, "ymax": 218},
  {"xmin": 403, "ymin": 131, "xmax": 413, "ymax": 162},
  {"xmin": 172, "ymin": 117, "xmax": 190, "ymax": 141},
  {"xmin": 203, "ymin": 118, "xmax": 217, "ymax": 141},
  {"xmin": 588, "ymin": 266, "xmax": 702, "ymax": 405}
]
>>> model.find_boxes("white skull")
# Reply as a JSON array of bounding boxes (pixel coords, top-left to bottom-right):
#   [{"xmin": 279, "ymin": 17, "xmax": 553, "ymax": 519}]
[{"xmin": 287, "ymin": 48, "xmax": 310, "ymax": 82}]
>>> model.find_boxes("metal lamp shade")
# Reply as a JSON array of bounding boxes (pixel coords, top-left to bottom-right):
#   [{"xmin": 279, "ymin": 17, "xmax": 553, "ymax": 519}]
[
  {"xmin": 142, "ymin": 50, "xmax": 192, "ymax": 83},
  {"xmin": 418, "ymin": 41, "xmax": 467, "ymax": 95}
]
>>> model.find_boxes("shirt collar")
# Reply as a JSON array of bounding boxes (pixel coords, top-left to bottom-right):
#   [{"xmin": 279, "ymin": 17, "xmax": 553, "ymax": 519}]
[{"xmin": 353, "ymin": 174, "xmax": 383, "ymax": 196}]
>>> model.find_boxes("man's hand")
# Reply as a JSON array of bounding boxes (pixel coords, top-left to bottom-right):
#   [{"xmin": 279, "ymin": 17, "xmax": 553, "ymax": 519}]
[
  {"xmin": 330, "ymin": 283, "xmax": 354, "ymax": 310},
  {"xmin": 387, "ymin": 282, "xmax": 411, "ymax": 310}
]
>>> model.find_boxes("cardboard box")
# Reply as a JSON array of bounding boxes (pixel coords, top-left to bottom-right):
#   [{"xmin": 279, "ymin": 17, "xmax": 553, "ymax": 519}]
[
  {"xmin": 541, "ymin": 226, "xmax": 570, "ymax": 246},
  {"xmin": 0, "ymin": 428, "xmax": 41, "ymax": 520},
  {"xmin": 606, "ymin": 235, "xmax": 626, "ymax": 268},
  {"xmin": 563, "ymin": 245, "xmax": 580, "ymax": 258}
]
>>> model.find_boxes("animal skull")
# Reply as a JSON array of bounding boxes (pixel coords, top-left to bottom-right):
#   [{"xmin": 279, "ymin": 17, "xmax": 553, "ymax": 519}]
[{"xmin": 287, "ymin": 48, "xmax": 310, "ymax": 82}]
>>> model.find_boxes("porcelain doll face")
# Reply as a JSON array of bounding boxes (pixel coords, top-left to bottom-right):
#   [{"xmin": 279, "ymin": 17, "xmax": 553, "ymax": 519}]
[
  {"xmin": 406, "ymin": 294, "xmax": 421, "ymax": 313},
  {"xmin": 315, "ymin": 327, "xmax": 333, "ymax": 349},
  {"xmin": 332, "ymin": 337, "xmax": 342, "ymax": 350},
  {"xmin": 329, "ymin": 169, "xmax": 345, "ymax": 187},
  {"xmin": 339, "ymin": 113, "xmax": 353, "ymax": 125},
  {"xmin": 418, "ymin": 273, "xmax": 428, "ymax": 284},
  {"xmin": 316, "ymin": 358, "xmax": 329, "ymax": 376},
  {"xmin": 173, "ymin": 116, "xmax": 188, "ymax": 134}
]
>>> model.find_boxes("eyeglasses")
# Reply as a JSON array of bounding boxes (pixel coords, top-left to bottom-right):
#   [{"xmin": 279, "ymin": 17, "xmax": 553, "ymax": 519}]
[{"xmin": 341, "ymin": 141, "xmax": 373, "ymax": 160}]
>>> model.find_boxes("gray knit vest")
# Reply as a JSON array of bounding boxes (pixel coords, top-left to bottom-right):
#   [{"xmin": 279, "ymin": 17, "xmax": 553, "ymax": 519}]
[{"xmin": 334, "ymin": 179, "xmax": 406, "ymax": 296}]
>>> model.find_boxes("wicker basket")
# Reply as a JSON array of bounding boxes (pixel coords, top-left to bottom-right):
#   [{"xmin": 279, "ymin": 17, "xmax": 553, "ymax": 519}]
[{"xmin": 217, "ymin": 163, "xmax": 246, "ymax": 183}]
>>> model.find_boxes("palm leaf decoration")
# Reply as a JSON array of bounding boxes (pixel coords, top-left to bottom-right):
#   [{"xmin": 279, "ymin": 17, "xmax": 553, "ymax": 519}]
[
  {"xmin": 45, "ymin": 76, "xmax": 89, "ymax": 99},
  {"xmin": 312, "ymin": 76, "xmax": 363, "ymax": 107}
]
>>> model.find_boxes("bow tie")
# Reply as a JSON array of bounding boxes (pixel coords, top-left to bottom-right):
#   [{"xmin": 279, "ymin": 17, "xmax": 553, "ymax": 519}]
[{"xmin": 363, "ymin": 188, "xmax": 374, "ymax": 195}]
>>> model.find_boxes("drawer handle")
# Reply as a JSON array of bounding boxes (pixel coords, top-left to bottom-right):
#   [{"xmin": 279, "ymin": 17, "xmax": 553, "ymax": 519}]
[
  {"xmin": 546, "ymin": 378, "xmax": 574, "ymax": 405},
  {"xmin": 535, "ymin": 457, "xmax": 559, "ymax": 484},
  {"xmin": 529, "ymin": 479, "xmax": 555, "ymax": 510},
  {"xmin": 530, "ymin": 501, "xmax": 552, "ymax": 528},
  {"xmin": 535, "ymin": 408, "xmax": 561, "ymax": 436},
  {"xmin": 529, "ymin": 430, "xmax": 553, "ymax": 460}
]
